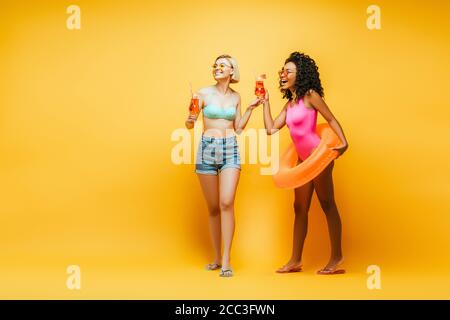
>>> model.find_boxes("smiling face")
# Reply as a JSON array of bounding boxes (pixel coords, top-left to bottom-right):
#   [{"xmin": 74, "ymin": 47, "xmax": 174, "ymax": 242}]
[
  {"xmin": 279, "ymin": 62, "xmax": 297, "ymax": 90},
  {"xmin": 212, "ymin": 58, "xmax": 234, "ymax": 81}
]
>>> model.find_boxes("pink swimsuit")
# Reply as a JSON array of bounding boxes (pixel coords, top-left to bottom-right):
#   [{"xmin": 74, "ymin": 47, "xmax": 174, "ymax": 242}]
[{"xmin": 286, "ymin": 98, "xmax": 321, "ymax": 161}]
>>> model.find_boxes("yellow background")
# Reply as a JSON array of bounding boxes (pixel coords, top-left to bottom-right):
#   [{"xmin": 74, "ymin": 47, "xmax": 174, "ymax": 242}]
[{"xmin": 1, "ymin": 0, "xmax": 449, "ymax": 299}]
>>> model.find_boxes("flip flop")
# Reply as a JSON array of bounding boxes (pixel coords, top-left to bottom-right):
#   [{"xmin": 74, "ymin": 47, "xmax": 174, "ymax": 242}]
[
  {"xmin": 205, "ymin": 263, "xmax": 222, "ymax": 271},
  {"xmin": 316, "ymin": 259, "xmax": 345, "ymax": 275},
  {"xmin": 276, "ymin": 264, "xmax": 303, "ymax": 273},
  {"xmin": 316, "ymin": 268, "xmax": 346, "ymax": 275},
  {"xmin": 219, "ymin": 268, "xmax": 233, "ymax": 277}
]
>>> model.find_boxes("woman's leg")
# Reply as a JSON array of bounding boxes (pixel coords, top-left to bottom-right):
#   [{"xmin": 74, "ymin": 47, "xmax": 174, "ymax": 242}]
[
  {"xmin": 197, "ymin": 173, "xmax": 221, "ymax": 266},
  {"xmin": 218, "ymin": 168, "xmax": 240, "ymax": 271},
  {"xmin": 312, "ymin": 161, "xmax": 344, "ymax": 272},
  {"xmin": 277, "ymin": 178, "xmax": 314, "ymax": 272}
]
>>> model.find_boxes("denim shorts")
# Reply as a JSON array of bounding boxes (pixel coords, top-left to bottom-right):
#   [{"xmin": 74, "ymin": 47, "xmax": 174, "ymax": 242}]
[{"xmin": 195, "ymin": 135, "xmax": 241, "ymax": 175}]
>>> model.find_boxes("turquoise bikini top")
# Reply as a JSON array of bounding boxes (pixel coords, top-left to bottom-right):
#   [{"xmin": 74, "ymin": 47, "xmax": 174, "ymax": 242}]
[{"xmin": 203, "ymin": 104, "xmax": 236, "ymax": 121}]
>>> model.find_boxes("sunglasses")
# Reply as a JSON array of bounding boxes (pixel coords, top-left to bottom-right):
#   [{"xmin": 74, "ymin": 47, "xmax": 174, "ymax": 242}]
[
  {"xmin": 212, "ymin": 63, "xmax": 233, "ymax": 71},
  {"xmin": 278, "ymin": 69, "xmax": 296, "ymax": 77}
]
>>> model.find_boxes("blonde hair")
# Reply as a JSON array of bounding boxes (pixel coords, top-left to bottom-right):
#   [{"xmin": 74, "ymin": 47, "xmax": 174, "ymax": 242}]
[{"xmin": 215, "ymin": 54, "xmax": 240, "ymax": 83}]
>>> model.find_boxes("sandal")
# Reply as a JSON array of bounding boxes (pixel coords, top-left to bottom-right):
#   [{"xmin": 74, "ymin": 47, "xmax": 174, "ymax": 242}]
[
  {"xmin": 276, "ymin": 264, "xmax": 303, "ymax": 273},
  {"xmin": 317, "ymin": 259, "xmax": 345, "ymax": 275},
  {"xmin": 316, "ymin": 268, "xmax": 346, "ymax": 275},
  {"xmin": 205, "ymin": 263, "xmax": 222, "ymax": 271},
  {"xmin": 219, "ymin": 268, "xmax": 233, "ymax": 277}
]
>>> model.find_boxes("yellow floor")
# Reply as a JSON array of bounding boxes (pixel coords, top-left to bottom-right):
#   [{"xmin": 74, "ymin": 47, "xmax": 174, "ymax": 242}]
[{"xmin": 2, "ymin": 257, "xmax": 449, "ymax": 299}]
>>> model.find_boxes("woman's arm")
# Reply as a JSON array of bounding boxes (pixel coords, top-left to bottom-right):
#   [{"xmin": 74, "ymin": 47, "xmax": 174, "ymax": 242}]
[
  {"xmin": 234, "ymin": 95, "xmax": 261, "ymax": 134},
  {"xmin": 308, "ymin": 90, "xmax": 349, "ymax": 156},
  {"xmin": 262, "ymin": 90, "xmax": 288, "ymax": 135}
]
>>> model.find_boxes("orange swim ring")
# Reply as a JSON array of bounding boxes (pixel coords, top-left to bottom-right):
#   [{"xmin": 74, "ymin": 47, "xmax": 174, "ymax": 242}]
[{"xmin": 273, "ymin": 123, "xmax": 342, "ymax": 189}]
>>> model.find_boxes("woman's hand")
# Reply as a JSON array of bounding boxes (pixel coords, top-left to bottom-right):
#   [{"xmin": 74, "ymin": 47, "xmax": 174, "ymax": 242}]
[
  {"xmin": 186, "ymin": 114, "xmax": 197, "ymax": 124},
  {"xmin": 248, "ymin": 98, "xmax": 264, "ymax": 110},
  {"xmin": 261, "ymin": 89, "xmax": 270, "ymax": 104},
  {"xmin": 332, "ymin": 143, "xmax": 348, "ymax": 158}
]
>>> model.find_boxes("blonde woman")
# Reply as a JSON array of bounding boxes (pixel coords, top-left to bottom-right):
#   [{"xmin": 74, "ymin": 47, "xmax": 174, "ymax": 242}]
[{"xmin": 185, "ymin": 55, "xmax": 260, "ymax": 277}]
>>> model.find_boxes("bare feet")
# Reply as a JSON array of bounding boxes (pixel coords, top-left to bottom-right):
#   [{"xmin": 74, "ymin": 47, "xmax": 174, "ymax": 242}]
[
  {"xmin": 317, "ymin": 257, "xmax": 345, "ymax": 275},
  {"xmin": 276, "ymin": 261, "xmax": 303, "ymax": 273}
]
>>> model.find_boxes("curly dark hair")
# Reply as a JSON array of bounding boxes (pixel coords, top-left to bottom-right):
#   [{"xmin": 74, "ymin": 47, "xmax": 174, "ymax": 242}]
[{"xmin": 280, "ymin": 52, "xmax": 324, "ymax": 101}]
